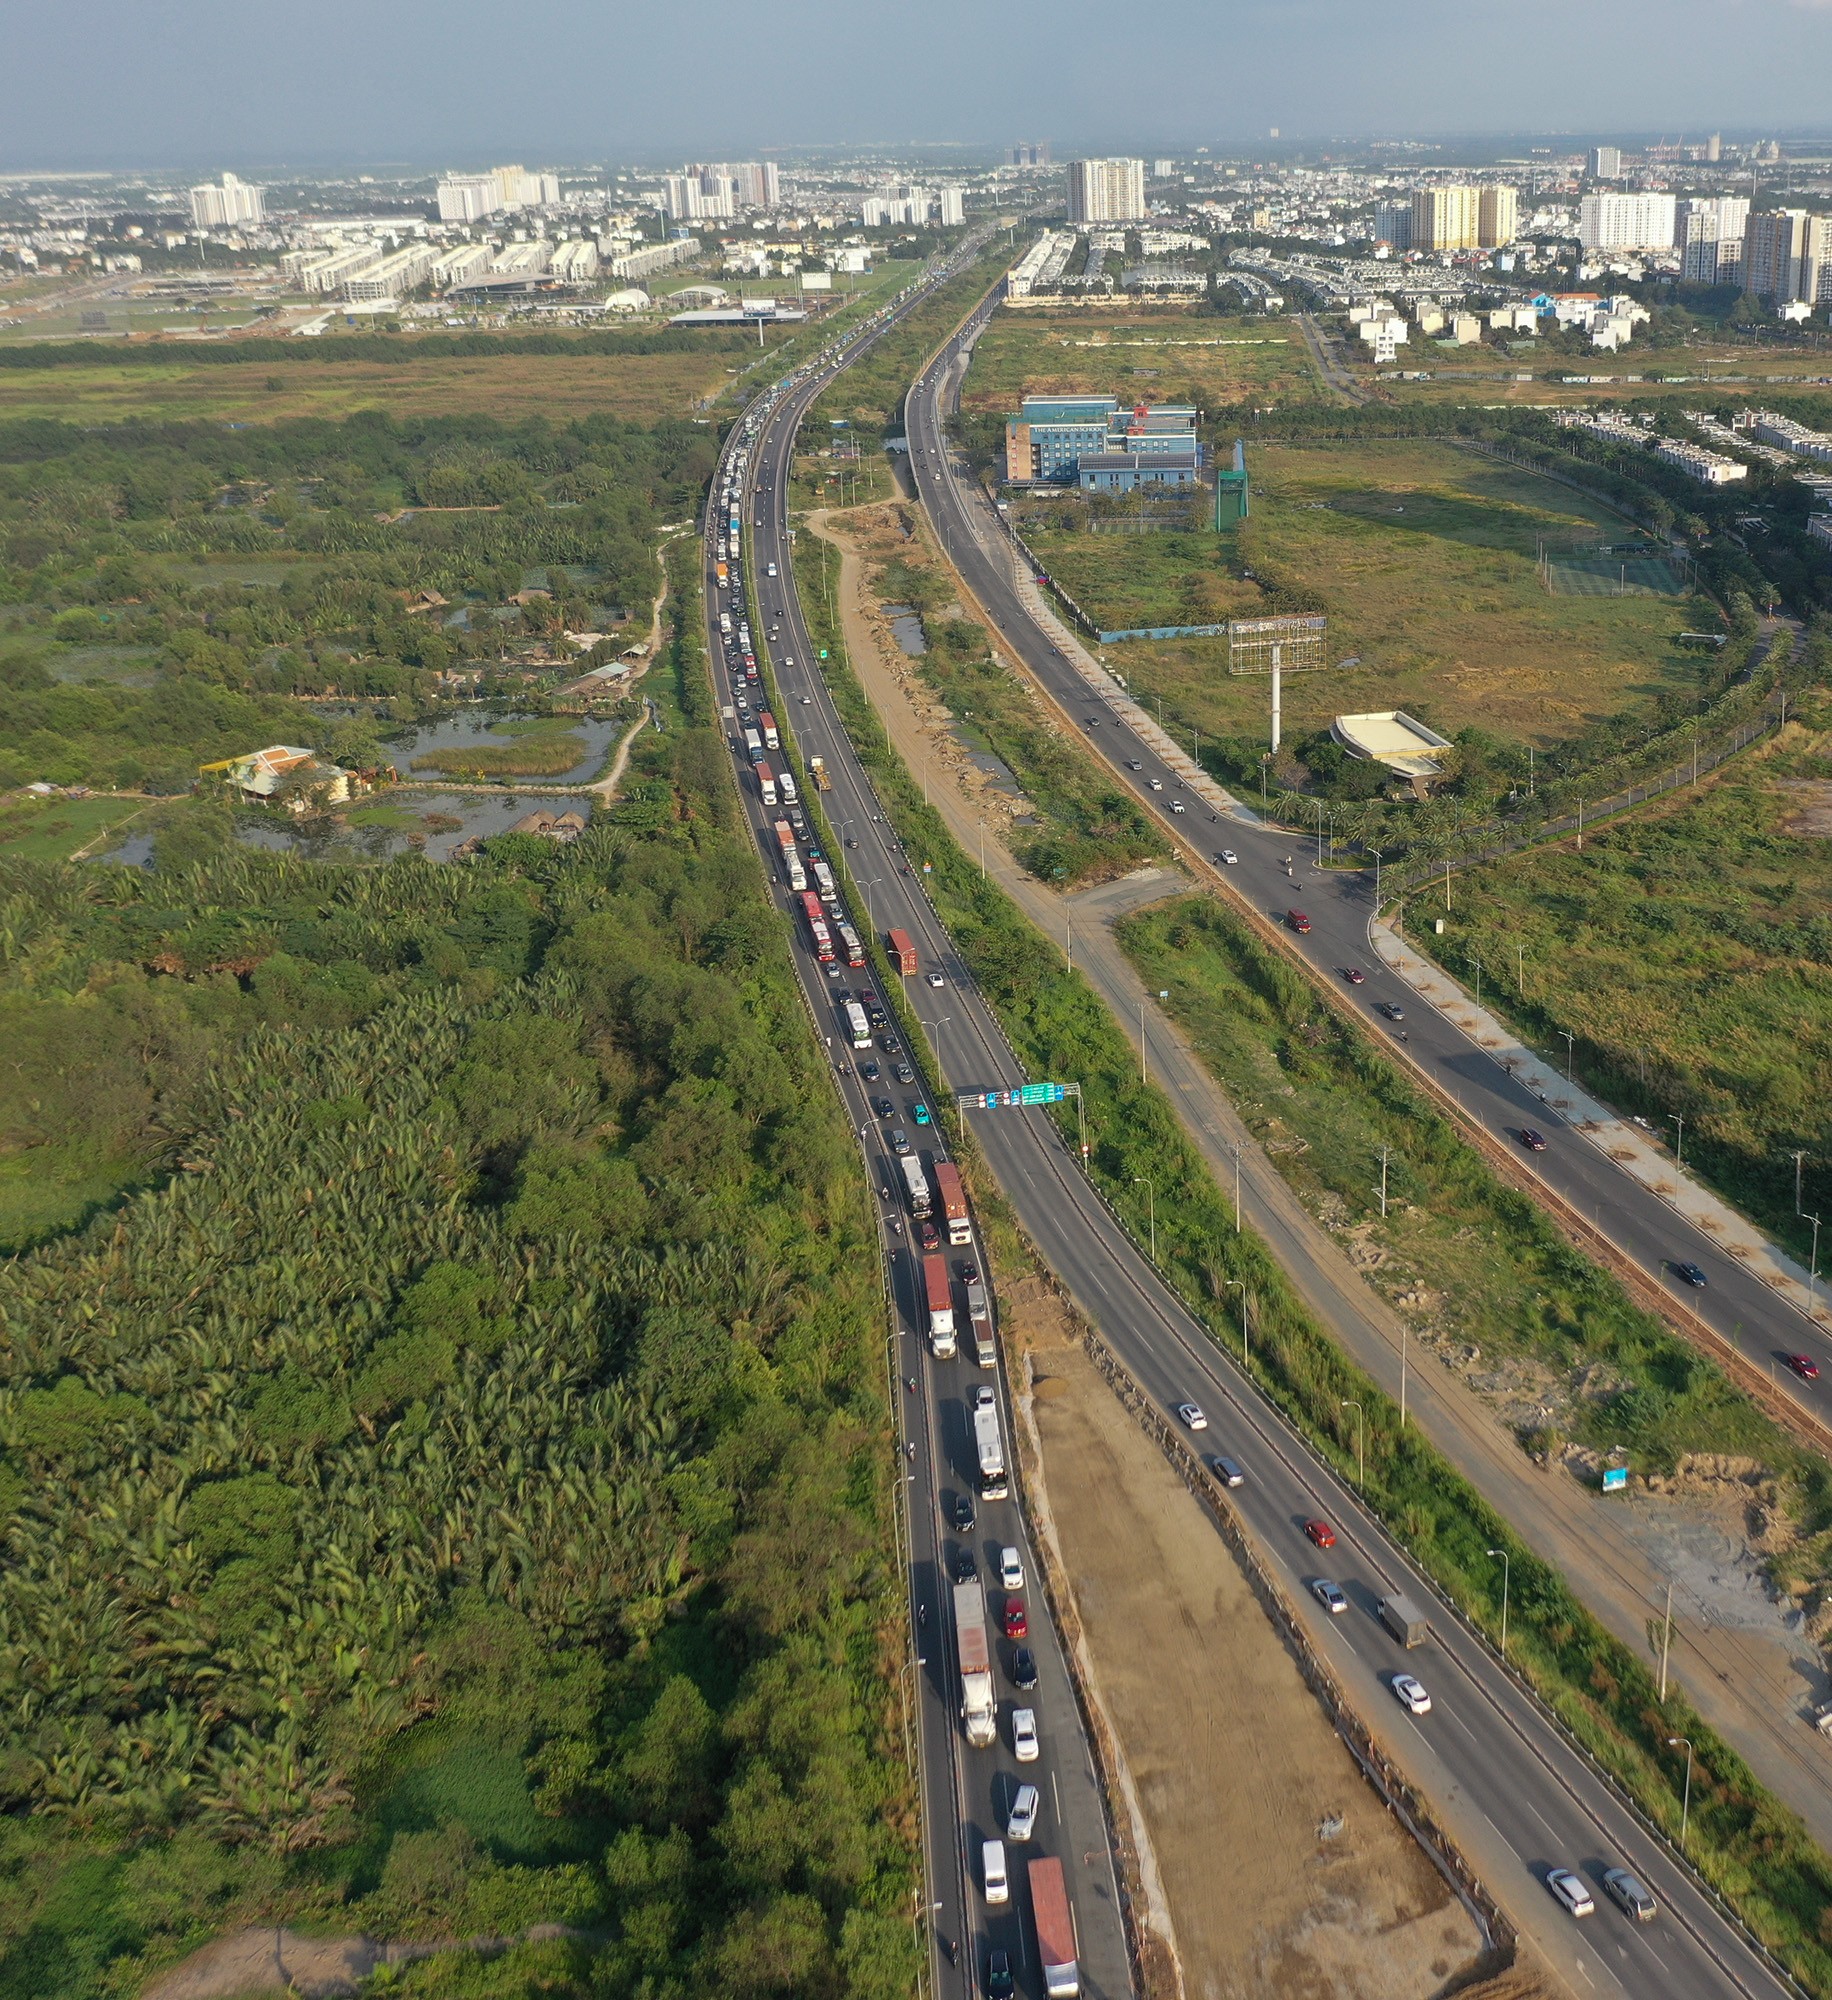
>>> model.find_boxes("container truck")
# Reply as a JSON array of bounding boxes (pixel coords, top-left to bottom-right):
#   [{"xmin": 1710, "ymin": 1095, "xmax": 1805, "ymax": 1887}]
[
  {"xmin": 757, "ymin": 763, "xmax": 778, "ymax": 809},
  {"xmin": 899, "ymin": 1153, "xmax": 931, "ymax": 1219},
  {"xmin": 744, "ymin": 728, "xmax": 764, "ymax": 764},
  {"xmin": 921, "ymin": 1252, "xmax": 956, "ymax": 1358},
  {"xmin": 974, "ymin": 1402, "xmax": 1007, "ymax": 1499},
  {"xmin": 1378, "ymin": 1594, "xmax": 1429, "ymax": 1648},
  {"xmin": 811, "ymin": 858, "xmax": 838, "ymax": 906},
  {"xmin": 836, "ymin": 921, "xmax": 865, "ymax": 969},
  {"xmin": 933, "ymin": 1161, "xmax": 972, "ymax": 1247},
  {"xmin": 952, "ymin": 1581, "xmax": 997, "ymax": 1747},
  {"xmin": 844, "ymin": 1000, "xmax": 872, "ymax": 1050},
  {"xmin": 967, "ymin": 1278, "xmax": 995, "ymax": 1368},
  {"xmin": 772, "ymin": 820, "xmax": 806, "ymax": 893},
  {"xmin": 887, "ymin": 927, "xmax": 919, "ymax": 976},
  {"xmin": 798, "ymin": 890, "xmax": 833, "ymax": 963},
  {"xmin": 758, "ymin": 711, "xmax": 780, "ymax": 751},
  {"xmin": 778, "ymin": 768, "xmax": 799, "ymax": 806},
  {"xmin": 1028, "ymin": 1857, "xmax": 1081, "ymax": 1998}
]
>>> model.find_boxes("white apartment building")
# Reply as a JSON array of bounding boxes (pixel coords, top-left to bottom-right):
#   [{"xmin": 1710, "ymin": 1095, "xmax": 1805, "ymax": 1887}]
[
  {"xmin": 432, "ymin": 243, "xmax": 493, "ymax": 287},
  {"xmin": 1590, "ymin": 145, "xmax": 1623, "ymax": 180},
  {"xmin": 938, "ymin": 186, "xmax": 965, "ymax": 227},
  {"xmin": 1743, "ymin": 210, "xmax": 1832, "ymax": 304},
  {"xmin": 609, "ymin": 238, "xmax": 701, "ymax": 282},
  {"xmin": 1067, "ymin": 158, "xmax": 1146, "ymax": 225},
  {"xmin": 1750, "ymin": 410, "xmax": 1832, "ymax": 462},
  {"xmin": 1579, "ymin": 191, "xmax": 1677, "ymax": 254},
  {"xmin": 550, "ymin": 239, "xmax": 600, "ymax": 281},
  {"xmin": 342, "ymin": 243, "xmax": 439, "ymax": 302},
  {"xmin": 1676, "ymin": 196, "xmax": 1750, "ymax": 285},
  {"xmin": 437, "ymin": 166, "xmax": 560, "ymax": 224},
  {"xmin": 188, "ymin": 173, "xmax": 265, "ymax": 230},
  {"xmin": 283, "ymin": 245, "xmax": 382, "ymax": 294},
  {"xmin": 491, "ymin": 240, "xmax": 553, "ymax": 277},
  {"xmin": 1651, "ymin": 437, "xmax": 1747, "ymax": 483}
]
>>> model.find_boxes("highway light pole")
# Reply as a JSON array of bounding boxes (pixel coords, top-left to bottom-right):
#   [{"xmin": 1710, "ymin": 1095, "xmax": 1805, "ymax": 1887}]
[
  {"xmin": 1340, "ymin": 1400, "xmax": 1365, "ymax": 1489},
  {"xmin": 1226, "ymin": 1280, "xmax": 1248, "ymax": 1367},
  {"xmin": 1486, "ymin": 1548, "xmax": 1510, "ymax": 1655},
  {"xmin": 1559, "ymin": 1029, "xmax": 1575, "ymax": 1082},
  {"xmin": 1671, "ymin": 1114, "xmax": 1685, "ymax": 1172},
  {"xmin": 1795, "ymin": 1150, "xmax": 1808, "ymax": 1216},
  {"xmin": 1377, "ymin": 1144, "xmax": 1390, "ymax": 1219},
  {"xmin": 1370, "ymin": 847, "xmax": 1383, "ymax": 911},
  {"xmin": 1133, "ymin": 1176, "xmax": 1156, "ymax": 1265},
  {"xmin": 1809, "ymin": 1215, "xmax": 1823, "ymax": 1320},
  {"xmin": 1666, "ymin": 1735, "xmax": 1694, "ymax": 1850},
  {"xmin": 1231, "ymin": 1141, "xmax": 1242, "ymax": 1234}
]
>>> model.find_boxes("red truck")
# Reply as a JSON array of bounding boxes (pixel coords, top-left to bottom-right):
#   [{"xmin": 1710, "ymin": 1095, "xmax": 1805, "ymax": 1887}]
[
  {"xmin": 932, "ymin": 1160, "xmax": 971, "ymax": 1247},
  {"xmin": 1285, "ymin": 909, "xmax": 1311, "ymax": 934},
  {"xmin": 921, "ymin": 1251, "xmax": 956, "ymax": 1358},
  {"xmin": 886, "ymin": 927, "xmax": 918, "ymax": 976},
  {"xmin": 1028, "ymin": 1856, "xmax": 1080, "ymax": 1997}
]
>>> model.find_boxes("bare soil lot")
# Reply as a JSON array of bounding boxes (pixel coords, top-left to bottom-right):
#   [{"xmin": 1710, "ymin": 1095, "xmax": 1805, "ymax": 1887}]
[{"xmin": 1021, "ymin": 1337, "xmax": 1486, "ymax": 2000}]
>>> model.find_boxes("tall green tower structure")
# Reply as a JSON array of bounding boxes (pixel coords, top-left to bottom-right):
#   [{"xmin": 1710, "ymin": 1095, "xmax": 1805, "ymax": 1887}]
[{"xmin": 1214, "ymin": 438, "xmax": 1249, "ymax": 528}]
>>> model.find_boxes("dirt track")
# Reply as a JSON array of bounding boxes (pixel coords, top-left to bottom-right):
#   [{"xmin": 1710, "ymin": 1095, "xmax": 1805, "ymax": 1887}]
[{"xmin": 1018, "ymin": 1327, "xmax": 1488, "ymax": 2000}]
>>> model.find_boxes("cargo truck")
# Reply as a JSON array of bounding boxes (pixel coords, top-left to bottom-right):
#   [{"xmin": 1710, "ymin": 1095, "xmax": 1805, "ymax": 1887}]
[
  {"xmin": 921, "ymin": 1252, "xmax": 957, "ymax": 1357},
  {"xmin": 967, "ymin": 1278, "xmax": 995, "ymax": 1367},
  {"xmin": 772, "ymin": 820, "xmax": 806, "ymax": 894},
  {"xmin": 758, "ymin": 710, "xmax": 780, "ymax": 751},
  {"xmin": 778, "ymin": 768, "xmax": 799, "ymax": 806},
  {"xmin": 1028, "ymin": 1857, "xmax": 1081, "ymax": 1998},
  {"xmin": 809, "ymin": 755, "xmax": 832, "ymax": 791},
  {"xmin": 953, "ymin": 1581, "xmax": 997, "ymax": 1747},
  {"xmin": 887, "ymin": 927, "xmax": 919, "ymax": 976},
  {"xmin": 974, "ymin": 1402, "xmax": 1007, "ymax": 1499},
  {"xmin": 933, "ymin": 1161, "xmax": 971, "ymax": 1246},
  {"xmin": 744, "ymin": 728, "xmax": 764, "ymax": 764},
  {"xmin": 811, "ymin": 858, "xmax": 838, "ymax": 906},
  {"xmin": 899, "ymin": 1153, "xmax": 931, "ymax": 1219},
  {"xmin": 1378, "ymin": 1594, "xmax": 1429, "ymax": 1648}
]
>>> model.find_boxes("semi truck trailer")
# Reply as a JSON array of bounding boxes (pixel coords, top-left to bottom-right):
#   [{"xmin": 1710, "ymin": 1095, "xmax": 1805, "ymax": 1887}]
[
  {"xmin": 953, "ymin": 1580, "xmax": 996, "ymax": 1747},
  {"xmin": 921, "ymin": 1253, "xmax": 956, "ymax": 1358},
  {"xmin": 1028, "ymin": 1857, "xmax": 1081, "ymax": 1997},
  {"xmin": 966, "ymin": 1278, "xmax": 995, "ymax": 1367},
  {"xmin": 933, "ymin": 1160, "xmax": 971, "ymax": 1246},
  {"xmin": 899, "ymin": 1153, "xmax": 931, "ymax": 1219},
  {"xmin": 886, "ymin": 927, "xmax": 918, "ymax": 976},
  {"xmin": 974, "ymin": 1402, "xmax": 1007, "ymax": 1499}
]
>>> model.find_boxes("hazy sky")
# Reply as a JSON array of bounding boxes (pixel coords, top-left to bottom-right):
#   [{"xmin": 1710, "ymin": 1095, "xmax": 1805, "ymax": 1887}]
[{"xmin": 9, "ymin": 0, "xmax": 1832, "ymax": 170}]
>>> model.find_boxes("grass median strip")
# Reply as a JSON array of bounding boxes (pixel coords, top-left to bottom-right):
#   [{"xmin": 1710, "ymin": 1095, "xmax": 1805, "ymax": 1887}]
[{"xmin": 788, "ymin": 501, "xmax": 1832, "ymax": 1992}]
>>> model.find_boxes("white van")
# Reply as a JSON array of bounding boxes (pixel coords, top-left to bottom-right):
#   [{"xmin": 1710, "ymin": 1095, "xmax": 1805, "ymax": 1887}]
[{"xmin": 982, "ymin": 1839, "xmax": 1009, "ymax": 1906}]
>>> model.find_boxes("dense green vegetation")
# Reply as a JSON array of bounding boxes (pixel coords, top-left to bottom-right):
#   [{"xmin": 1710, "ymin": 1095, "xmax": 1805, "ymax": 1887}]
[
  {"xmin": 1410, "ymin": 698, "xmax": 1832, "ymax": 1266},
  {"xmin": 788, "ymin": 527, "xmax": 1832, "ymax": 1993},
  {"xmin": 0, "ymin": 406, "xmax": 713, "ymax": 789},
  {"xmin": 0, "ymin": 557, "xmax": 915, "ymax": 1999}
]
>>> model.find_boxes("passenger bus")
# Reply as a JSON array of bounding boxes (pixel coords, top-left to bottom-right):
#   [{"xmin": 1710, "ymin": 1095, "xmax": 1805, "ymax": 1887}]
[
  {"xmin": 844, "ymin": 1000, "xmax": 872, "ymax": 1049},
  {"xmin": 799, "ymin": 891, "xmax": 834, "ymax": 963}
]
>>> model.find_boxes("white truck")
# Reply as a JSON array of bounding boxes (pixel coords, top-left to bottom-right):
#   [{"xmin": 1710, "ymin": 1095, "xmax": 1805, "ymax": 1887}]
[
  {"xmin": 974, "ymin": 1401, "xmax": 1007, "ymax": 1500},
  {"xmin": 953, "ymin": 1580, "xmax": 996, "ymax": 1747},
  {"xmin": 922, "ymin": 1253, "xmax": 956, "ymax": 1358}
]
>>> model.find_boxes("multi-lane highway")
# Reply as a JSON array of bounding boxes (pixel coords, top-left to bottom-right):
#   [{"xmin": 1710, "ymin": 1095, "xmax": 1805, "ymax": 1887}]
[
  {"xmin": 904, "ymin": 292, "xmax": 1832, "ymax": 1445},
  {"xmin": 703, "ymin": 267, "xmax": 1132, "ymax": 2000},
  {"xmin": 715, "ymin": 272, "xmax": 1805, "ymax": 2000}
]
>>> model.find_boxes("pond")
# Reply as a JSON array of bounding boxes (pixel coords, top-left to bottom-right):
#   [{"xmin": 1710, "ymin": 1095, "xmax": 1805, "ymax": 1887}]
[
  {"xmin": 880, "ymin": 604, "xmax": 928, "ymax": 657},
  {"xmin": 93, "ymin": 792, "xmax": 595, "ymax": 868},
  {"xmin": 380, "ymin": 714, "xmax": 621, "ymax": 786}
]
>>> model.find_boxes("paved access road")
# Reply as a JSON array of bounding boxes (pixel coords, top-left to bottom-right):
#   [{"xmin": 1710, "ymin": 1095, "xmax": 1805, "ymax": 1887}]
[
  {"xmin": 706, "ymin": 266, "xmax": 1133, "ymax": 2000},
  {"xmin": 747, "ymin": 284, "xmax": 1812, "ymax": 2000},
  {"xmin": 905, "ymin": 294, "xmax": 1832, "ymax": 1453}
]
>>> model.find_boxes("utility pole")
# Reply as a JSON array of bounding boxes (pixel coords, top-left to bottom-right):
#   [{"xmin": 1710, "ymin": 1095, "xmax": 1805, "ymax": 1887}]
[
  {"xmin": 1227, "ymin": 1281, "xmax": 1248, "ymax": 1367},
  {"xmin": 1487, "ymin": 1548, "xmax": 1510, "ymax": 1654},
  {"xmin": 1671, "ymin": 1114, "xmax": 1685, "ymax": 1172},
  {"xmin": 1794, "ymin": 1149, "xmax": 1807, "ymax": 1216},
  {"xmin": 1377, "ymin": 1143, "xmax": 1390, "ymax": 1219},
  {"xmin": 1658, "ymin": 1577, "xmax": 1675, "ymax": 1700},
  {"xmin": 1560, "ymin": 1029, "xmax": 1575, "ymax": 1082},
  {"xmin": 1232, "ymin": 1142, "xmax": 1243, "ymax": 1234},
  {"xmin": 1666, "ymin": 1735, "xmax": 1694, "ymax": 1850}
]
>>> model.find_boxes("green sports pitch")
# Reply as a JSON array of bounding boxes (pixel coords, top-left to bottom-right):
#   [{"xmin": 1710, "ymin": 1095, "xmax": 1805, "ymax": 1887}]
[{"xmin": 1544, "ymin": 552, "xmax": 1691, "ymax": 598}]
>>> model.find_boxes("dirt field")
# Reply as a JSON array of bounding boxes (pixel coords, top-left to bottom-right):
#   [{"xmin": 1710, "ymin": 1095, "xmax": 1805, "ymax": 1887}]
[{"xmin": 1017, "ymin": 1329, "xmax": 1487, "ymax": 2000}]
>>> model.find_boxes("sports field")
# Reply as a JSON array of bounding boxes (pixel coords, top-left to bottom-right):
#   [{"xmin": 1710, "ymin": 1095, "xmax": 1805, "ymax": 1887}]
[
  {"xmin": 1545, "ymin": 552, "xmax": 1691, "ymax": 598},
  {"xmin": 1022, "ymin": 438, "xmax": 1710, "ymax": 749}
]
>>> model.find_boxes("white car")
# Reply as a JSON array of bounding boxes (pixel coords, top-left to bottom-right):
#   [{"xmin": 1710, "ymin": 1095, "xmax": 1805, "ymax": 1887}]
[
  {"xmin": 1391, "ymin": 1673, "xmax": 1432, "ymax": 1716},
  {"xmin": 1311, "ymin": 1579, "xmax": 1348, "ymax": 1616},
  {"xmin": 1170, "ymin": 800, "xmax": 1187, "ymax": 813},
  {"xmin": 1006, "ymin": 1782, "xmax": 1040, "ymax": 1841},
  {"xmin": 926, "ymin": 972, "xmax": 945, "ymax": 988},
  {"xmin": 1220, "ymin": 849, "xmax": 1239, "ymax": 865},
  {"xmin": 1176, "ymin": 1402, "xmax": 1208, "ymax": 1431},
  {"xmin": 972, "ymin": 1384, "xmax": 996, "ymax": 1412},
  {"xmin": 1147, "ymin": 777, "xmax": 1164, "ymax": 791},
  {"xmin": 1546, "ymin": 1867, "xmax": 1594, "ymax": 1918},
  {"xmin": 1012, "ymin": 1708, "xmax": 1039, "ymax": 1762},
  {"xmin": 999, "ymin": 1546, "xmax": 1025, "ymax": 1590}
]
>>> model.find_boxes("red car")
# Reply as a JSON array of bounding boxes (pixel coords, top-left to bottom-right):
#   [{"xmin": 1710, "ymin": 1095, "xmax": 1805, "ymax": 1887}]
[
  {"xmin": 917, "ymin": 1219, "xmax": 941, "ymax": 1251},
  {"xmin": 1304, "ymin": 1519, "xmax": 1337, "ymax": 1550},
  {"xmin": 1003, "ymin": 1597, "xmax": 1029, "ymax": 1639},
  {"xmin": 1286, "ymin": 910, "xmax": 1311, "ymax": 934},
  {"xmin": 1785, "ymin": 1353, "xmax": 1821, "ymax": 1382},
  {"xmin": 1341, "ymin": 967, "xmax": 1365, "ymax": 985}
]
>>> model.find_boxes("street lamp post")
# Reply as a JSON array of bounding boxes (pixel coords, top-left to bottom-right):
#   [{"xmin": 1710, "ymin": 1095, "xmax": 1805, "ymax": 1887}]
[
  {"xmin": 1666, "ymin": 1735, "xmax": 1694, "ymax": 1849},
  {"xmin": 1671, "ymin": 1113, "xmax": 1685, "ymax": 1172},
  {"xmin": 1370, "ymin": 846, "xmax": 1383, "ymax": 911},
  {"xmin": 1794, "ymin": 1149, "xmax": 1808, "ymax": 1216},
  {"xmin": 1809, "ymin": 1214, "xmax": 1823, "ymax": 1320},
  {"xmin": 1133, "ymin": 1176, "xmax": 1156, "ymax": 1265},
  {"xmin": 1559, "ymin": 1029, "xmax": 1575, "ymax": 1082},
  {"xmin": 1226, "ymin": 1280, "xmax": 1248, "ymax": 1367},
  {"xmin": 1231, "ymin": 1141, "xmax": 1243, "ymax": 1234},
  {"xmin": 1339, "ymin": 1399, "xmax": 1366, "ymax": 1488},
  {"xmin": 1486, "ymin": 1548, "xmax": 1510, "ymax": 1655}
]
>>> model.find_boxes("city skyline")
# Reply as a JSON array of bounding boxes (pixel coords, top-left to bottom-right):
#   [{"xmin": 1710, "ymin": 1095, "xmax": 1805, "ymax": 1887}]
[{"xmin": 11, "ymin": 0, "xmax": 1832, "ymax": 168}]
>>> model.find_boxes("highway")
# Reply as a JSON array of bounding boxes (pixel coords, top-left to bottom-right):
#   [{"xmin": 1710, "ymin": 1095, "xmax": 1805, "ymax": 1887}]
[
  {"xmin": 905, "ymin": 292, "xmax": 1832, "ymax": 1471},
  {"xmin": 703, "ymin": 261, "xmax": 1132, "ymax": 2000},
  {"xmin": 724, "ymin": 277, "xmax": 1803, "ymax": 2000}
]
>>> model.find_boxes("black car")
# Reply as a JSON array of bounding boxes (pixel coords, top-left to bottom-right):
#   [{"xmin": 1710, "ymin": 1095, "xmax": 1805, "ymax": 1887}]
[
  {"xmin": 1675, "ymin": 1261, "xmax": 1708, "ymax": 1288},
  {"xmin": 894, "ymin": 1062, "xmax": 916, "ymax": 1085},
  {"xmin": 950, "ymin": 1544, "xmax": 977, "ymax": 1583},
  {"xmin": 985, "ymin": 1950, "xmax": 1015, "ymax": 2000},
  {"xmin": 954, "ymin": 1492, "xmax": 976, "ymax": 1532},
  {"xmin": 1376, "ymin": 1001, "xmax": 1406, "ymax": 1022},
  {"xmin": 859, "ymin": 1060, "xmax": 881, "ymax": 1082},
  {"xmin": 872, "ymin": 1096, "xmax": 894, "ymax": 1120},
  {"xmin": 880, "ymin": 1034, "xmax": 903, "ymax": 1055},
  {"xmin": 1011, "ymin": 1646, "xmax": 1038, "ymax": 1691}
]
